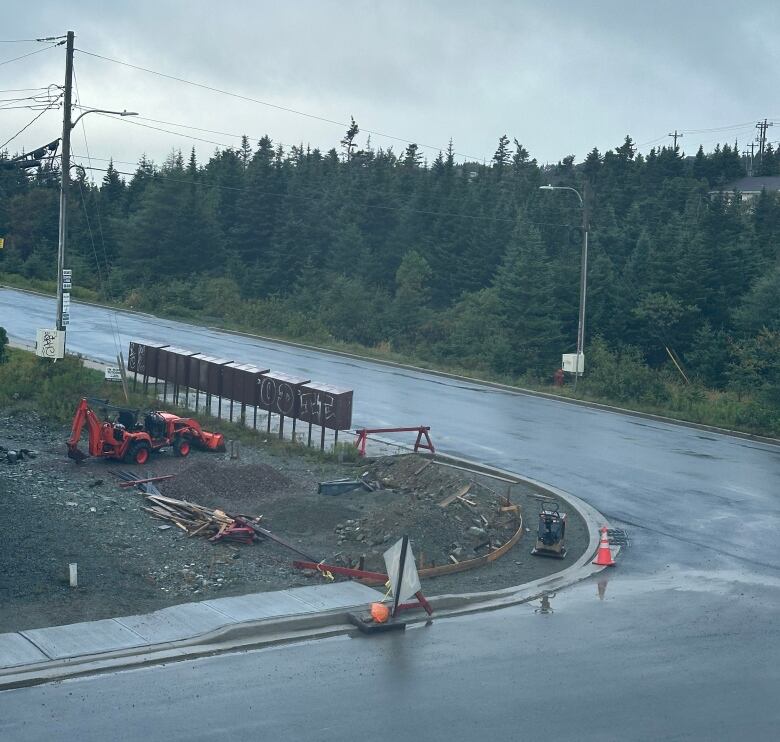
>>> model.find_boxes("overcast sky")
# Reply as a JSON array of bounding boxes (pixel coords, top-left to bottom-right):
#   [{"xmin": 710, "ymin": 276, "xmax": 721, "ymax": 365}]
[{"xmin": 2, "ymin": 0, "xmax": 779, "ymax": 180}]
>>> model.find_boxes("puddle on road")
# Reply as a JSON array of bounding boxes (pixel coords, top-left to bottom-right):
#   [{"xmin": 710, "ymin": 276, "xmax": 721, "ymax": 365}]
[{"xmin": 674, "ymin": 449, "xmax": 718, "ymax": 459}]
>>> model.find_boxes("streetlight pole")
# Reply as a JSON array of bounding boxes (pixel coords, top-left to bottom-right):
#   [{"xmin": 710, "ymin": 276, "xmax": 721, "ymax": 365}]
[
  {"xmin": 539, "ymin": 182, "xmax": 590, "ymax": 391},
  {"xmin": 54, "ymin": 30, "xmax": 137, "ymax": 350}
]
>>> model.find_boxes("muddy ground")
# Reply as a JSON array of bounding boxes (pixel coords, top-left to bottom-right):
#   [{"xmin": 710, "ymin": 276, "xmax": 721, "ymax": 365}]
[{"xmin": 0, "ymin": 409, "xmax": 588, "ymax": 632}]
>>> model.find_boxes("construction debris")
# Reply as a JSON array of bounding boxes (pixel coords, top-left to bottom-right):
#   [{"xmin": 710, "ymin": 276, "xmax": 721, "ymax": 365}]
[
  {"xmin": 438, "ymin": 483, "xmax": 473, "ymax": 508},
  {"xmin": 318, "ymin": 479, "xmax": 368, "ymax": 496},
  {"xmin": 0, "ymin": 446, "xmax": 37, "ymax": 464},
  {"xmin": 141, "ymin": 493, "xmax": 262, "ymax": 545},
  {"xmin": 112, "ymin": 470, "xmax": 263, "ymax": 546}
]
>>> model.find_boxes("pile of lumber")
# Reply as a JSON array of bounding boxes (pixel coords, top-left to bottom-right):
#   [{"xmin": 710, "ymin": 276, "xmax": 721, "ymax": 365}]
[
  {"xmin": 141, "ymin": 493, "xmax": 262, "ymax": 545},
  {"xmin": 112, "ymin": 470, "xmax": 264, "ymax": 546}
]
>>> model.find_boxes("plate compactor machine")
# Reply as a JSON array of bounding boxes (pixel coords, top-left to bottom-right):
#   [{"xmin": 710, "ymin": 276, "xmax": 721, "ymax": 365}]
[
  {"xmin": 67, "ymin": 397, "xmax": 225, "ymax": 465},
  {"xmin": 531, "ymin": 500, "xmax": 567, "ymax": 559}
]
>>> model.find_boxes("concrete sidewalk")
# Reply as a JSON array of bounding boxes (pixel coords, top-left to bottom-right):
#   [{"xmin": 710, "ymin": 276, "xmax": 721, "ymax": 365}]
[{"xmin": 0, "ymin": 582, "xmax": 381, "ymax": 672}]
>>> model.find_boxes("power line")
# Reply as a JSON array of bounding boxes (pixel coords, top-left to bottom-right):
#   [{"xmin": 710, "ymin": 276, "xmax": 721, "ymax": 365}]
[
  {"xmin": 72, "ymin": 64, "xmax": 125, "ymax": 362},
  {"xmin": 75, "ymin": 47, "xmax": 489, "ymax": 162},
  {"xmin": 0, "ymin": 98, "xmax": 61, "ymax": 150},
  {"xmin": 0, "ymin": 86, "xmax": 53, "ymax": 93},
  {"xmin": 90, "ymin": 111, "xmax": 230, "ymax": 147},
  {"xmin": 0, "ymin": 36, "xmax": 66, "ymax": 43},
  {"xmin": 682, "ymin": 121, "xmax": 758, "ymax": 135},
  {"xmin": 75, "ymin": 108, "xmax": 247, "ymax": 140},
  {"xmin": 0, "ymin": 42, "xmax": 63, "ymax": 68}
]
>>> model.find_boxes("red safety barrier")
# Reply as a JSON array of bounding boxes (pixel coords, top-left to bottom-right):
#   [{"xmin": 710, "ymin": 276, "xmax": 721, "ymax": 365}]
[{"xmin": 354, "ymin": 426, "xmax": 435, "ymax": 457}]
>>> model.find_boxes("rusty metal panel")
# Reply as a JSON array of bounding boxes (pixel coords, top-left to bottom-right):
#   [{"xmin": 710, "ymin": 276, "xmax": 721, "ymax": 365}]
[
  {"xmin": 227, "ymin": 364, "xmax": 270, "ymax": 405},
  {"xmin": 258, "ymin": 372, "xmax": 311, "ymax": 416},
  {"xmin": 190, "ymin": 354, "xmax": 225, "ymax": 393},
  {"xmin": 140, "ymin": 342, "xmax": 170, "ymax": 379},
  {"xmin": 221, "ymin": 362, "xmax": 246, "ymax": 402},
  {"xmin": 174, "ymin": 349, "xmax": 198, "ymax": 386},
  {"xmin": 156, "ymin": 346, "xmax": 193, "ymax": 384},
  {"xmin": 205, "ymin": 357, "xmax": 233, "ymax": 396},
  {"xmin": 298, "ymin": 383, "xmax": 353, "ymax": 430}
]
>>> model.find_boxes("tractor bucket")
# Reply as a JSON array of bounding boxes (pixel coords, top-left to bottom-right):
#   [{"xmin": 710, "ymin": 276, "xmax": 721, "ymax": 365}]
[
  {"xmin": 67, "ymin": 445, "xmax": 88, "ymax": 463},
  {"xmin": 200, "ymin": 431, "xmax": 226, "ymax": 452}
]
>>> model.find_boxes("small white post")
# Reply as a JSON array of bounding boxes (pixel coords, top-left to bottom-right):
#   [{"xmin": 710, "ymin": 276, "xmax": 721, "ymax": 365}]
[{"xmin": 69, "ymin": 563, "xmax": 78, "ymax": 588}]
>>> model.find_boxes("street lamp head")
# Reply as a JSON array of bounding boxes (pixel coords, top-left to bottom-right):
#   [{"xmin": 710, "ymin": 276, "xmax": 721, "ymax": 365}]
[
  {"xmin": 120, "ymin": 111, "xmax": 138, "ymax": 117},
  {"xmin": 539, "ymin": 184, "xmax": 554, "ymax": 190}
]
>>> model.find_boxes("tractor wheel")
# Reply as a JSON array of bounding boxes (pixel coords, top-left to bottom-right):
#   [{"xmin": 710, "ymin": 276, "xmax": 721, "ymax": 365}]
[
  {"xmin": 126, "ymin": 442, "xmax": 151, "ymax": 465},
  {"xmin": 173, "ymin": 437, "xmax": 191, "ymax": 458}
]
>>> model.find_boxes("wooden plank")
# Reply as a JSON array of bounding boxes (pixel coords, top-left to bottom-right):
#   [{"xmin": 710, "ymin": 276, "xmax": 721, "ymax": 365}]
[
  {"xmin": 117, "ymin": 475, "xmax": 175, "ymax": 488},
  {"xmin": 438, "ymin": 483, "xmax": 472, "ymax": 508},
  {"xmin": 413, "ymin": 460, "xmax": 434, "ymax": 477}
]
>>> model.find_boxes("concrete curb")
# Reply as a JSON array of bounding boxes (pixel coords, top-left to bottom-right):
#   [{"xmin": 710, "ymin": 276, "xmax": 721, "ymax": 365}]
[
  {"xmin": 3, "ymin": 283, "xmax": 777, "ymax": 447},
  {"xmin": 0, "ymin": 455, "xmax": 613, "ymax": 691}
]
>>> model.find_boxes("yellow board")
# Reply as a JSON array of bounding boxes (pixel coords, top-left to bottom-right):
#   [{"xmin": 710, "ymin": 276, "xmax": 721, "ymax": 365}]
[{"xmin": 0, "ymin": 237, "xmax": 4, "ymax": 249}]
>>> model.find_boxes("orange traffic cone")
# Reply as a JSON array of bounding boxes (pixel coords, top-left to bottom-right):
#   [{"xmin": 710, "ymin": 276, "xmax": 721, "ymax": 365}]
[{"xmin": 593, "ymin": 526, "xmax": 615, "ymax": 567}]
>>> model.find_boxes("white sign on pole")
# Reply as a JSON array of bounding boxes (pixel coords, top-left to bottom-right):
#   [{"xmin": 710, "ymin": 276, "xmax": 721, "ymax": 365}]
[
  {"xmin": 35, "ymin": 329, "xmax": 65, "ymax": 359},
  {"xmin": 62, "ymin": 269, "xmax": 72, "ymax": 290},
  {"xmin": 383, "ymin": 537, "xmax": 421, "ymax": 604},
  {"xmin": 104, "ymin": 367, "xmax": 122, "ymax": 382},
  {"xmin": 562, "ymin": 353, "xmax": 585, "ymax": 374}
]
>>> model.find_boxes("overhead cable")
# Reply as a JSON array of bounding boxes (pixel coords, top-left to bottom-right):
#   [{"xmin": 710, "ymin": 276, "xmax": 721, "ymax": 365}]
[
  {"xmin": 0, "ymin": 98, "xmax": 61, "ymax": 150},
  {"xmin": 0, "ymin": 42, "xmax": 63, "ymax": 67},
  {"xmin": 75, "ymin": 47, "xmax": 488, "ymax": 161}
]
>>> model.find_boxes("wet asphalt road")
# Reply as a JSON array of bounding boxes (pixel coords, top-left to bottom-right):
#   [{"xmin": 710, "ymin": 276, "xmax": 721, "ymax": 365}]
[{"xmin": 1, "ymin": 287, "xmax": 779, "ymax": 739}]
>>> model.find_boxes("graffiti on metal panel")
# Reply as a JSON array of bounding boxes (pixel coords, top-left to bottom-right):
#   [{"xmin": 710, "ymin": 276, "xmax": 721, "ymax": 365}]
[
  {"xmin": 40, "ymin": 331, "xmax": 57, "ymax": 358},
  {"xmin": 277, "ymin": 383, "xmax": 296, "ymax": 415},
  {"xmin": 259, "ymin": 377, "xmax": 276, "ymax": 407},
  {"xmin": 299, "ymin": 390, "xmax": 335, "ymax": 422}
]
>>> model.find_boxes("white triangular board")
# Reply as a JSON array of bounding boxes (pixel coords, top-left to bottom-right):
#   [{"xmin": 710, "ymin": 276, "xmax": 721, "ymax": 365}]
[{"xmin": 383, "ymin": 538, "xmax": 421, "ymax": 604}]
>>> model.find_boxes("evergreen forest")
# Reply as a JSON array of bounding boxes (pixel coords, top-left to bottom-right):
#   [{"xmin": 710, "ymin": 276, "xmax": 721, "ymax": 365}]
[{"xmin": 1, "ymin": 128, "xmax": 779, "ymax": 433}]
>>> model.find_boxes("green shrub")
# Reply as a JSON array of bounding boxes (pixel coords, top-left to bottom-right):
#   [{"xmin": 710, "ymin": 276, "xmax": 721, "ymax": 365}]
[
  {"xmin": 0, "ymin": 350, "xmax": 105, "ymax": 422},
  {"xmin": 0, "ymin": 326, "xmax": 8, "ymax": 365},
  {"xmin": 583, "ymin": 337, "xmax": 669, "ymax": 405}
]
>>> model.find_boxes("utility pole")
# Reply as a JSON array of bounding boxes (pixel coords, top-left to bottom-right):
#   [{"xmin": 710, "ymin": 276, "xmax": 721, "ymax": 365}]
[
  {"xmin": 743, "ymin": 142, "xmax": 756, "ymax": 176},
  {"xmin": 56, "ymin": 30, "xmax": 74, "ymax": 337},
  {"xmin": 756, "ymin": 118, "xmax": 773, "ymax": 164},
  {"xmin": 575, "ymin": 182, "xmax": 590, "ymax": 392},
  {"xmin": 668, "ymin": 130, "xmax": 683, "ymax": 150}
]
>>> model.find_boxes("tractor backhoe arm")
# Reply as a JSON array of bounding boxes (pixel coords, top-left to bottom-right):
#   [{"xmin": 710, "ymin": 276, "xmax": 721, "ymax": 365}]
[{"xmin": 67, "ymin": 398, "xmax": 104, "ymax": 462}]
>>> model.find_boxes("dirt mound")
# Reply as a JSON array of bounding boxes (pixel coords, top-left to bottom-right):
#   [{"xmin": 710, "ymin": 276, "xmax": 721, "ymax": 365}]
[{"xmin": 163, "ymin": 460, "xmax": 293, "ymax": 515}]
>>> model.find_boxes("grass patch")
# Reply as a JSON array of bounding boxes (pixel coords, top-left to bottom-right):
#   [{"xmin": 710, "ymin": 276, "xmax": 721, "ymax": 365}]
[
  {"xmin": 0, "ymin": 272, "xmax": 100, "ymax": 303},
  {"xmin": 0, "ymin": 347, "xmax": 354, "ymax": 461}
]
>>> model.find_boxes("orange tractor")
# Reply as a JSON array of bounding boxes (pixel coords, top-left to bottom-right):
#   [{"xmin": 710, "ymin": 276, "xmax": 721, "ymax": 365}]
[{"xmin": 67, "ymin": 397, "xmax": 225, "ymax": 465}]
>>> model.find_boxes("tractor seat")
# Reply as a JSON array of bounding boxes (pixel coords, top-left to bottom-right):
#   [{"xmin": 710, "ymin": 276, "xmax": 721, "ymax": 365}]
[{"xmin": 145, "ymin": 412, "xmax": 166, "ymax": 439}]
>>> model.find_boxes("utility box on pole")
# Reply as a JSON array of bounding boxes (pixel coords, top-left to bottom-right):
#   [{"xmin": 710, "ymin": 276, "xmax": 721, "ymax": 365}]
[{"xmin": 562, "ymin": 353, "xmax": 584, "ymax": 374}]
